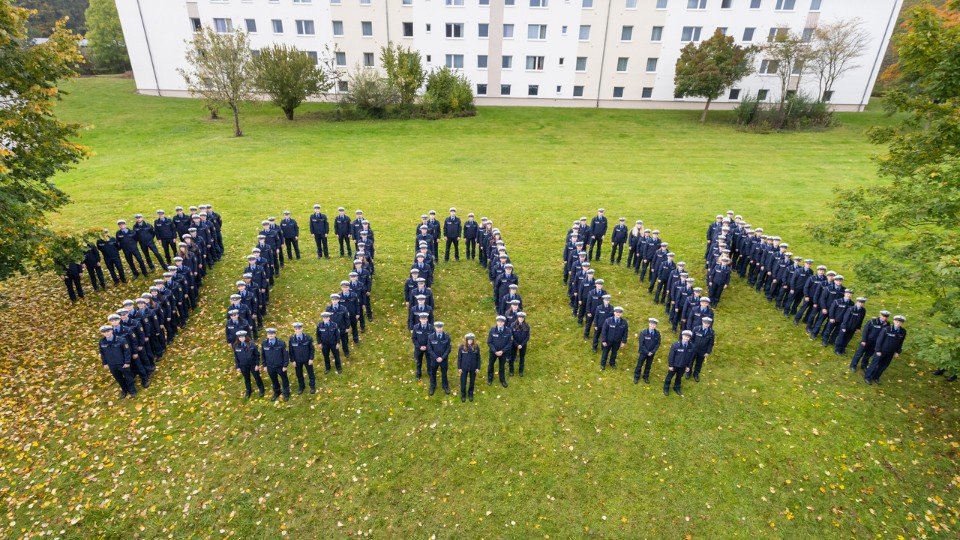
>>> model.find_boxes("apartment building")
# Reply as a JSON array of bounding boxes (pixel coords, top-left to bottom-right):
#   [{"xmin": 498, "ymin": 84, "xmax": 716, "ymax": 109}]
[{"xmin": 115, "ymin": 0, "xmax": 902, "ymax": 110}]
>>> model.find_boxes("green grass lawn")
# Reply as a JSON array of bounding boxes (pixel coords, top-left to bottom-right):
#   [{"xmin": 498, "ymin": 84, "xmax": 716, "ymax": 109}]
[{"xmin": 0, "ymin": 76, "xmax": 957, "ymax": 538}]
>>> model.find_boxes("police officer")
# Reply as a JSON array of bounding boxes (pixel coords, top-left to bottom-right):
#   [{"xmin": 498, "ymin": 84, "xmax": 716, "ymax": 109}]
[
  {"xmin": 411, "ymin": 312, "xmax": 431, "ymax": 380},
  {"xmin": 444, "ymin": 208, "xmax": 462, "ymax": 262},
  {"xmin": 836, "ymin": 296, "xmax": 867, "ymax": 356},
  {"xmin": 458, "ymin": 333, "xmax": 481, "ymax": 402},
  {"xmin": 487, "ymin": 315, "xmax": 513, "ymax": 387},
  {"xmin": 408, "ymin": 294, "xmax": 434, "ymax": 330},
  {"xmin": 153, "ymin": 209, "xmax": 177, "ymax": 264},
  {"xmin": 708, "ymin": 256, "xmax": 733, "ymax": 307},
  {"xmin": 172, "ymin": 206, "xmax": 190, "ymax": 239},
  {"xmin": 97, "ymin": 229, "xmax": 127, "ymax": 284},
  {"xmin": 589, "ymin": 208, "xmax": 607, "ymax": 261},
  {"xmin": 822, "ymin": 289, "xmax": 855, "ymax": 347},
  {"xmin": 600, "ymin": 307, "xmax": 628, "ymax": 370},
  {"xmin": 308, "ymin": 204, "xmax": 330, "ymax": 259},
  {"xmin": 633, "ymin": 318, "xmax": 662, "ymax": 384},
  {"xmin": 334, "ymin": 207, "xmax": 352, "ymax": 257},
  {"xmin": 589, "ymin": 294, "xmax": 614, "ymax": 352},
  {"xmin": 464, "ymin": 213, "xmax": 479, "ymax": 261},
  {"xmin": 608, "ymin": 217, "xmax": 627, "ymax": 264},
  {"xmin": 510, "ymin": 312, "xmax": 530, "ymax": 376},
  {"xmin": 427, "ymin": 321, "xmax": 452, "ymax": 395},
  {"xmin": 116, "ymin": 219, "xmax": 148, "ymax": 277},
  {"xmin": 339, "ymin": 281, "xmax": 362, "ymax": 344},
  {"xmin": 653, "ymin": 253, "xmax": 677, "ymax": 304},
  {"xmin": 261, "ymin": 328, "xmax": 290, "ymax": 401},
  {"xmin": 280, "ymin": 211, "xmax": 301, "ymax": 260},
  {"xmin": 133, "ymin": 213, "xmax": 163, "ymax": 272},
  {"xmin": 795, "ymin": 265, "xmax": 827, "ymax": 326},
  {"xmin": 865, "ymin": 315, "xmax": 907, "ymax": 385},
  {"xmin": 81, "ymin": 241, "xmax": 106, "ymax": 292},
  {"xmin": 849, "ymin": 310, "xmax": 889, "ymax": 371},
  {"xmin": 495, "ymin": 264, "xmax": 519, "ymax": 304},
  {"xmin": 233, "ymin": 330, "xmax": 265, "ymax": 398},
  {"xmin": 326, "ymin": 294, "xmax": 352, "ymax": 357},
  {"xmin": 426, "ymin": 210, "xmax": 441, "ymax": 258},
  {"xmin": 61, "ymin": 260, "xmax": 84, "ymax": 301},
  {"xmin": 688, "ymin": 317, "xmax": 715, "ymax": 382},
  {"xmin": 225, "ymin": 309, "xmax": 246, "ymax": 345},
  {"xmin": 810, "ymin": 274, "xmax": 845, "ymax": 339},
  {"xmin": 99, "ymin": 324, "xmax": 136, "ymax": 399},
  {"xmin": 316, "ymin": 312, "xmax": 343, "ymax": 374},
  {"xmin": 288, "ymin": 322, "xmax": 315, "ymax": 395},
  {"xmin": 664, "ymin": 330, "xmax": 694, "ymax": 396}
]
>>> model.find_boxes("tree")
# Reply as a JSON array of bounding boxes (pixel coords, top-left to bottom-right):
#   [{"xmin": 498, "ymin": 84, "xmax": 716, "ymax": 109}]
[
  {"xmin": 179, "ymin": 28, "xmax": 254, "ymax": 137},
  {"xmin": 84, "ymin": 0, "xmax": 130, "ymax": 73},
  {"xmin": 673, "ymin": 29, "xmax": 756, "ymax": 123},
  {"xmin": 346, "ymin": 65, "xmax": 399, "ymax": 117},
  {"xmin": 252, "ymin": 44, "xmax": 330, "ymax": 120},
  {"xmin": 423, "ymin": 66, "xmax": 475, "ymax": 114},
  {"xmin": 808, "ymin": 18, "xmax": 870, "ymax": 102},
  {"xmin": 0, "ymin": 2, "xmax": 89, "ymax": 279},
  {"xmin": 17, "ymin": 0, "xmax": 86, "ymax": 37},
  {"xmin": 811, "ymin": 2, "xmax": 960, "ymax": 376},
  {"xmin": 763, "ymin": 30, "xmax": 814, "ymax": 111},
  {"xmin": 380, "ymin": 42, "xmax": 426, "ymax": 107},
  {"xmin": 319, "ymin": 44, "xmax": 348, "ymax": 111}
]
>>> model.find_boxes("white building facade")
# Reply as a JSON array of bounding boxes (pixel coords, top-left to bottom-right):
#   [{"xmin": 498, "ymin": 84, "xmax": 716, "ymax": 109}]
[{"xmin": 116, "ymin": 0, "xmax": 902, "ymax": 111}]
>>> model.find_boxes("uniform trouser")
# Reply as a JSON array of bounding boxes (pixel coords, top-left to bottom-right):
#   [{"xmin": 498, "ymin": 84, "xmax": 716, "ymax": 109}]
[
  {"xmin": 647, "ymin": 272, "xmax": 658, "ymax": 294},
  {"xmin": 835, "ymin": 329, "xmax": 856, "ymax": 354},
  {"xmin": 86, "ymin": 264, "xmax": 106, "ymax": 290},
  {"xmin": 783, "ymin": 291, "xmax": 799, "ymax": 316},
  {"xmin": 509, "ymin": 345, "xmax": 526, "ymax": 373},
  {"xmin": 810, "ymin": 311, "xmax": 829, "ymax": 337},
  {"xmin": 160, "ymin": 239, "xmax": 177, "ymax": 264},
  {"xmin": 177, "ymin": 301, "xmax": 189, "ymax": 326},
  {"xmin": 478, "ymin": 244, "xmax": 486, "ymax": 266},
  {"xmin": 267, "ymin": 366, "xmax": 290, "ymax": 395},
  {"xmin": 664, "ymin": 368, "xmax": 684, "ymax": 392},
  {"xmin": 794, "ymin": 299, "xmax": 814, "ymax": 325},
  {"xmin": 293, "ymin": 361, "xmax": 315, "ymax": 389},
  {"xmin": 692, "ymin": 353, "xmax": 708, "ymax": 377},
  {"xmin": 276, "ymin": 245, "xmax": 285, "ymax": 267},
  {"xmin": 123, "ymin": 249, "xmax": 148, "ymax": 276},
  {"xmin": 466, "ymin": 238, "xmax": 476, "ymax": 259},
  {"xmin": 164, "ymin": 317, "xmax": 177, "ymax": 341},
  {"xmin": 865, "ymin": 352, "xmax": 894, "ymax": 381},
  {"xmin": 583, "ymin": 318, "xmax": 595, "ymax": 339},
  {"xmin": 592, "ymin": 326, "xmax": 603, "ymax": 351},
  {"xmin": 445, "ymin": 238, "xmax": 460, "ymax": 261},
  {"xmin": 240, "ymin": 365, "xmax": 265, "ymax": 394},
  {"xmin": 627, "ymin": 246, "xmax": 638, "ymax": 267},
  {"xmin": 131, "ymin": 354, "xmax": 149, "ymax": 384},
  {"xmin": 589, "ymin": 237, "xmax": 604, "ymax": 260},
  {"xmin": 775, "ymin": 285, "xmax": 790, "ymax": 307},
  {"xmin": 850, "ymin": 343, "xmax": 875, "ymax": 370},
  {"xmin": 670, "ymin": 308, "xmax": 682, "ymax": 332},
  {"xmin": 414, "ymin": 348, "xmax": 427, "ymax": 377},
  {"xmin": 577, "ymin": 301, "xmax": 588, "ymax": 324},
  {"xmin": 64, "ymin": 275, "xmax": 84, "ymax": 301},
  {"xmin": 609, "ymin": 242, "xmax": 624, "ymax": 263},
  {"xmin": 633, "ymin": 253, "xmax": 642, "ymax": 273},
  {"xmin": 103, "ymin": 257, "xmax": 125, "ymax": 283},
  {"xmin": 654, "ymin": 280, "xmax": 669, "ymax": 304},
  {"xmin": 139, "ymin": 242, "xmax": 162, "ymax": 270},
  {"xmin": 822, "ymin": 321, "xmax": 841, "ymax": 345},
  {"xmin": 428, "ymin": 358, "xmax": 449, "ymax": 390},
  {"xmin": 285, "ymin": 238, "xmax": 301, "ymax": 260},
  {"xmin": 460, "ymin": 370, "xmax": 476, "ymax": 397},
  {"xmin": 364, "ymin": 294, "xmax": 373, "ymax": 320},
  {"xmin": 488, "ymin": 351, "xmax": 507, "ymax": 383},
  {"xmin": 639, "ymin": 259, "xmax": 651, "ymax": 282},
  {"xmin": 600, "ymin": 344, "xmax": 621, "ymax": 368},
  {"xmin": 215, "ymin": 230, "xmax": 224, "ymax": 253},
  {"xmin": 339, "ymin": 330, "xmax": 351, "ymax": 356},
  {"xmin": 337, "ymin": 235, "xmax": 352, "ymax": 256},
  {"xmin": 708, "ymin": 284, "xmax": 725, "ymax": 307},
  {"xmin": 110, "ymin": 365, "xmax": 136, "ymax": 395},
  {"xmin": 432, "ymin": 240, "xmax": 439, "ymax": 259},
  {"xmin": 635, "ymin": 352, "xmax": 654, "ymax": 380},
  {"xmin": 755, "ymin": 271, "xmax": 769, "ymax": 292},
  {"xmin": 322, "ymin": 345, "xmax": 342, "ymax": 371},
  {"xmin": 348, "ymin": 316, "xmax": 360, "ymax": 342},
  {"xmin": 563, "ymin": 264, "xmax": 571, "ymax": 284},
  {"xmin": 747, "ymin": 264, "xmax": 760, "ymax": 285}
]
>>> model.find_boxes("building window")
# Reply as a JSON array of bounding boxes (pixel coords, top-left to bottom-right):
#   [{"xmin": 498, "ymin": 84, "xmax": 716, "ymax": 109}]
[
  {"xmin": 272, "ymin": 19, "xmax": 283, "ymax": 33},
  {"xmin": 613, "ymin": 86, "xmax": 624, "ymax": 98},
  {"xmin": 425, "ymin": 23, "xmax": 431, "ymax": 33},
  {"xmin": 332, "ymin": 20, "xmax": 344, "ymax": 36},
  {"xmin": 190, "ymin": 17, "xmax": 202, "ymax": 32},
  {"xmin": 558, "ymin": 57, "xmax": 564, "ymax": 65},
  {"xmin": 446, "ymin": 23, "xmax": 464, "ymax": 38},
  {"xmin": 750, "ymin": 0, "xmax": 761, "ymax": 7},
  {"xmin": 621, "ymin": 25, "xmax": 633, "ymax": 41},
  {"xmin": 501, "ymin": 84, "xmax": 511, "ymax": 95},
  {"xmin": 251, "ymin": 49, "xmax": 261, "ymax": 58},
  {"xmin": 505, "ymin": 0, "xmax": 515, "ymax": 5},
  {"xmin": 556, "ymin": 85, "xmax": 562, "ymax": 94},
  {"xmin": 721, "ymin": 0, "xmax": 732, "ymax": 6},
  {"xmin": 742, "ymin": 27, "xmax": 755, "ymax": 41},
  {"xmin": 528, "ymin": 85, "xmax": 539, "ymax": 96},
  {"xmin": 446, "ymin": 0, "xmax": 464, "ymax": 4},
  {"xmin": 296, "ymin": 20, "xmax": 315, "ymax": 35},
  {"xmin": 502, "ymin": 55, "xmax": 513, "ymax": 69},
  {"xmin": 330, "ymin": 0, "xmax": 341, "ymax": 4},
  {"xmin": 477, "ymin": 84, "xmax": 487, "ymax": 95},
  {"xmin": 361, "ymin": 21, "xmax": 373, "ymax": 36},
  {"xmin": 651, "ymin": 26, "xmax": 663, "ymax": 41},
  {"xmin": 575, "ymin": 56, "xmax": 587, "ymax": 71},
  {"xmin": 479, "ymin": 23, "xmax": 489, "ymax": 38},
  {"xmin": 528, "ymin": 24, "xmax": 547, "ymax": 40},
  {"xmin": 582, "ymin": 0, "xmax": 593, "ymax": 7},
  {"xmin": 802, "ymin": 27, "xmax": 814, "ymax": 42},
  {"xmin": 786, "ymin": 89, "xmax": 797, "ymax": 98},
  {"xmin": 503, "ymin": 24, "xmax": 514, "ymax": 38},
  {"xmin": 213, "ymin": 18, "xmax": 233, "ymax": 33},
  {"xmin": 530, "ymin": 0, "xmax": 548, "ymax": 6},
  {"xmin": 335, "ymin": 51, "xmax": 347, "ymax": 66},
  {"xmin": 526, "ymin": 55, "xmax": 545, "ymax": 70},
  {"xmin": 792, "ymin": 60, "xmax": 804, "ymax": 74},
  {"xmin": 687, "ymin": 0, "xmax": 706, "ymax": 8},
  {"xmin": 338, "ymin": 80, "xmax": 348, "ymax": 92},
  {"xmin": 656, "ymin": 0, "xmax": 668, "ymax": 6},
  {"xmin": 573, "ymin": 85, "xmax": 584, "ymax": 97},
  {"xmin": 445, "ymin": 54, "xmax": 464, "ymax": 68},
  {"xmin": 480, "ymin": 0, "xmax": 490, "ymax": 4},
  {"xmin": 646, "ymin": 57, "xmax": 658, "ymax": 72},
  {"xmin": 625, "ymin": 0, "xmax": 637, "ymax": 7},
  {"xmin": 759, "ymin": 59, "xmax": 779, "ymax": 74},
  {"xmin": 426, "ymin": 55, "xmax": 431, "ymax": 62},
  {"xmin": 810, "ymin": 0, "xmax": 822, "ymax": 10},
  {"xmin": 822, "ymin": 90, "xmax": 833, "ymax": 101},
  {"xmin": 245, "ymin": 19, "xmax": 257, "ymax": 33},
  {"xmin": 293, "ymin": 0, "xmax": 312, "ymax": 3},
  {"xmin": 775, "ymin": 0, "xmax": 796, "ymax": 9},
  {"xmin": 478, "ymin": 54, "xmax": 488, "ymax": 68},
  {"xmin": 403, "ymin": 22, "xmax": 413, "ymax": 36},
  {"xmin": 364, "ymin": 52, "xmax": 375, "ymax": 67},
  {"xmin": 403, "ymin": 0, "xmax": 413, "ymax": 4},
  {"xmin": 641, "ymin": 87, "xmax": 653, "ymax": 98},
  {"xmin": 561, "ymin": 25, "xmax": 567, "ymax": 35},
  {"xmin": 360, "ymin": 0, "xmax": 371, "ymax": 4},
  {"xmin": 616, "ymin": 57, "xmax": 628, "ymax": 72},
  {"xmin": 578, "ymin": 25, "xmax": 591, "ymax": 40},
  {"xmin": 306, "ymin": 51, "xmax": 319, "ymax": 64},
  {"xmin": 757, "ymin": 89, "xmax": 769, "ymax": 100},
  {"xmin": 728, "ymin": 88, "xmax": 740, "ymax": 99},
  {"xmin": 767, "ymin": 27, "xmax": 787, "ymax": 42},
  {"xmin": 681, "ymin": 26, "xmax": 702, "ymax": 42}
]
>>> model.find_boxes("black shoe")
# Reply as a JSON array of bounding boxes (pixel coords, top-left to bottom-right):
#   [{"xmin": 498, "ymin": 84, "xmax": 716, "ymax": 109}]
[
  {"xmin": 461, "ymin": 396, "xmax": 466, "ymax": 402},
  {"xmin": 946, "ymin": 375, "xmax": 957, "ymax": 382},
  {"xmin": 519, "ymin": 371, "xmax": 524, "ymax": 377},
  {"xmin": 643, "ymin": 376, "xmax": 649, "ymax": 384},
  {"xmin": 129, "ymin": 392, "xmax": 137, "ymax": 398},
  {"xmin": 693, "ymin": 375, "xmax": 700, "ymax": 383},
  {"xmin": 849, "ymin": 366, "xmax": 857, "ymax": 372},
  {"xmin": 592, "ymin": 348, "xmax": 597, "ymax": 353},
  {"xmin": 501, "ymin": 380, "xmax": 508, "ymax": 388},
  {"xmin": 245, "ymin": 391, "xmax": 252, "ymax": 399},
  {"xmin": 143, "ymin": 377, "xmax": 150, "ymax": 388},
  {"xmin": 873, "ymin": 379, "xmax": 881, "ymax": 385},
  {"xmin": 633, "ymin": 378, "xmax": 639, "ymax": 384},
  {"xmin": 600, "ymin": 365, "xmax": 606, "ymax": 371},
  {"xmin": 325, "ymin": 368, "xmax": 331, "ymax": 374},
  {"xmin": 119, "ymin": 390, "xmax": 127, "ymax": 399},
  {"xmin": 864, "ymin": 378, "xmax": 872, "ymax": 385},
  {"xmin": 674, "ymin": 388, "xmax": 683, "ymax": 396},
  {"xmin": 487, "ymin": 379, "xmax": 492, "ymax": 385},
  {"xmin": 610, "ymin": 363, "xmax": 616, "ymax": 368},
  {"xmin": 259, "ymin": 389, "xmax": 265, "ymax": 397},
  {"xmin": 685, "ymin": 373, "xmax": 690, "ymax": 380},
  {"xmin": 663, "ymin": 389, "xmax": 669, "ymax": 396},
  {"xmin": 933, "ymin": 369, "xmax": 945, "ymax": 376},
  {"xmin": 298, "ymin": 387, "xmax": 305, "ymax": 395},
  {"xmin": 469, "ymin": 395, "xmax": 474, "ymax": 402},
  {"xmin": 444, "ymin": 387, "xmax": 450, "ymax": 395},
  {"xmin": 271, "ymin": 392, "xmax": 280, "ymax": 401},
  {"xmin": 336, "ymin": 368, "xmax": 342, "ymax": 374},
  {"xmin": 310, "ymin": 387, "xmax": 316, "ymax": 394},
  {"xmin": 429, "ymin": 387, "xmax": 435, "ymax": 396},
  {"xmin": 509, "ymin": 369, "xmax": 514, "ymax": 376},
  {"xmin": 416, "ymin": 373, "xmax": 422, "ymax": 380}
]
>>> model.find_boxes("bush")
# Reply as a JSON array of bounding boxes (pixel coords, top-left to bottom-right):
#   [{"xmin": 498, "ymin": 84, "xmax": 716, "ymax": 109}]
[
  {"xmin": 346, "ymin": 67, "xmax": 399, "ymax": 118},
  {"xmin": 735, "ymin": 91, "xmax": 834, "ymax": 131},
  {"xmin": 423, "ymin": 67, "xmax": 475, "ymax": 115}
]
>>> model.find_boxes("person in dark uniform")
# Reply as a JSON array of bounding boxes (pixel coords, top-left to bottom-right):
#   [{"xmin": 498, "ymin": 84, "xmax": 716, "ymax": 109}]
[
  {"xmin": 458, "ymin": 333, "xmax": 481, "ymax": 402},
  {"xmin": 427, "ymin": 210, "xmax": 441, "ymax": 258},
  {"xmin": 61, "ymin": 260, "xmax": 84, "ymax": 301},
  {"xmin": 225, "ymin": 309, "xmax": 246, "ymax": 345},
  {"xmin": 708, "ymin": 256, "xmax": 733, "ymax": 307},
  {"xmin": 97, "ymin": 230, "xmax": 127, "ymax": 285},
  {"xmin": 288, "ymin": 322, "xmax": 315, "ymax": 395},
  {"xmin": 589, "ymin": 294, "xmax": 614, "ymax": 352},
  {"xmin": 784, "ymin": 259, "xmax": 814, "ymax": 317},
  {"xmin": 865, "ymin": 315, "xmax": 907, "ymax": 385},
  {"xmin": 153, "ymin": 209, "xmax": 177, "ymax": 265},
  {"xmin": 589, "ymin": 208, "xmax": 607, "ymax": 261},
  {"xmin": 261, "ymin": 328, "xmax": 290, "ymax": 401},
  {"xmin": 172, "ymin": 206, "xmax": 191, "ymax": 240},
  {"xmin": 99, "ymin": 324, "xmax": 136, "ymax": 399},
  {"xmin": 599, "ymin": 307, "xmax": 628, "ymax": 370},
  {"xmin": 132, "ymin": 214, "xmax": 162, "ymax": 272},
  {"xmin": 334, "ymin": 207, "xmax": 352, "ymax": 257},
  {"xmin": 280, "ymin": 211, "xmax": 301, "ymax": 260},
  {"xmin": 822, "ymin": 289, "xmax": 855, "ymax": 347},
  {"xmin": 498, "ymin": 283, "xmax": 522, "ymax": 317},
  {"xmin": 664, "ymin": 331, "xmax": 694, "ymax": 396},
  {"xmin": 510, "ymin": 312, "xmax": 530, "ymax": 376},
  {"xmin": 464, "ymin": 213, "xmax": 479, "ymax": 261},
  {"xmin": 688, "ymin": 317, "xmax": 715, "ymax": 382},
  {"xmin": 427, "ymin": 321, "xmax": 452, "ymax": 395},
  {"xmin": 849, "ymin": 310, "xmax": 890, "ymax": 372},
  {"xmin": 609, "ymin": 217, "xmax": 628, "ymax": 264},
  {"xmin": 79, "ymin": 243, "xmax": 105, "ymax": 293},
  {"xmin": 836, "ymin": 296, "xmax": 867, "ymax": 356},
  {"xmin": 316, "ymin": 312, "xmax": 342, "ymax": 374},
  {"xmin": 495, "ymin": 264, "xmax": 519, "ymax": 304},
  {"xmin": 325, "ymin": 294, "xmax": 352, "ymax": 358},
  {"xmin": 487, "ymin": 315, "xmax": 513, "ymax": 387},
  {"xmin": 233, "ymin": 330, "xmax": 265, "ymax": 398},
  {"xmin": 408, "ymin": 295, "xmax": 434, "ymax": 330},
  {"xmin": 626, "ymin": 220, "xmax": 643, "ymax": 269},
  {"xmin": 116, "ymin": 219, "xmax": 148, "ymax": 277},
  {"xmin": 411, "ymin": 312, "xmax": 431, "ymax": 380},
  {"xmin": 444, "ymin": 208, "xmax": 462, "ymax": 262},
  {"xmin": 633, "ymin": 318, "xmax": 662, "ymax": 384},
  {"xmin": 640, "ymin": 231, "xmax": 663, "ymax": 283},
  {"xmin": 653, "ymin": 253, "xmax": 677, "ymax": 304},
  {"xmin": 795, "ymin": 265, "xmax": 827, "ymax": 326}
]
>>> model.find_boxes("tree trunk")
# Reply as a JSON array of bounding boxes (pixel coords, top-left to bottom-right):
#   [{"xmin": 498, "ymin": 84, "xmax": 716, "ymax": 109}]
[
  {"xmin": 230, "ymin": 103, "xmax": 242, "ymax": 137},
  {"xmin": 284, "ymin": 108, "xmax": 294, "ymax": 120},
  {"xmin": 700, "ymin": 98, "xmax": 712, "ymax": 123}
]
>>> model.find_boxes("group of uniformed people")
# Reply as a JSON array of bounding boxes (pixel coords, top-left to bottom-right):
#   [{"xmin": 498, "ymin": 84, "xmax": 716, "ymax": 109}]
[
  {"xmin": 98, "ymin": 205, "xmax": 219, "ymax": 398},
  {"xmin": 69, "ymin": 205, "xmax": 223, "ymax": 301},
  {"xmin": 225, "ymin": 207, "xmax": 376, "ymax": 401},
  {"xmin": 708, "ymin": 210, "xmax": 910, "ymax": 385},
  {"xmin": 564, "ymin": 209, "xmax": 718, "ymax": 396}
]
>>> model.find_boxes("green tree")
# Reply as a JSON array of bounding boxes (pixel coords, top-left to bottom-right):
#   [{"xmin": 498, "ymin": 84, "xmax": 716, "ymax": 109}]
[
  {"xmin": 673, "ymin": 29, "xmax": 756, "ymax": 123},
  {"xmin": 0, "ymin": 2, "xmax": 89, "ymax": 279},
  {"xmin": 179, "ymin": 28, "xmax": 254, "ymax": 137},
  {"xmin": 380, "ymin": 42, "xmax": 425, "ymax": 107},
  {"xmin": 423, "ymin": 66, "xmax": 474, "ymax": 115},
  {"xmin": 347, "ymin": 65, "xmax": 399, "ymax": 118},
  {"xmin": 812, "ymin": 1, "xmax": 960, "ymax": 377},
  {"xmin": 252, "ymin": 44, "xmax": 330, "ymax": 120},
  {"xmin": 84, "ymin": 0, "xmax": 130, "ymax": 73},
  {"xmin": 17, "ymin": 0, "xmax": 86, "ymax": 37},
  {"xmin": 763, "ymin": 30, "xmax": 814, "ymax": 111}
]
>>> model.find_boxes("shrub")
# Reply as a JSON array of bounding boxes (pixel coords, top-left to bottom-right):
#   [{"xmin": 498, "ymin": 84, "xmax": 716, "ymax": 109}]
[
  {"xmin": 346, "ymin": 66, "xmax": 399, "ymax": 118},
  {"xmin": 423, "ymin": 67, "xmax": 475, "ymax": 115},
  {"xmin": 735, "ymin": 91, "xmax": 834, "ymax": 131}
]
